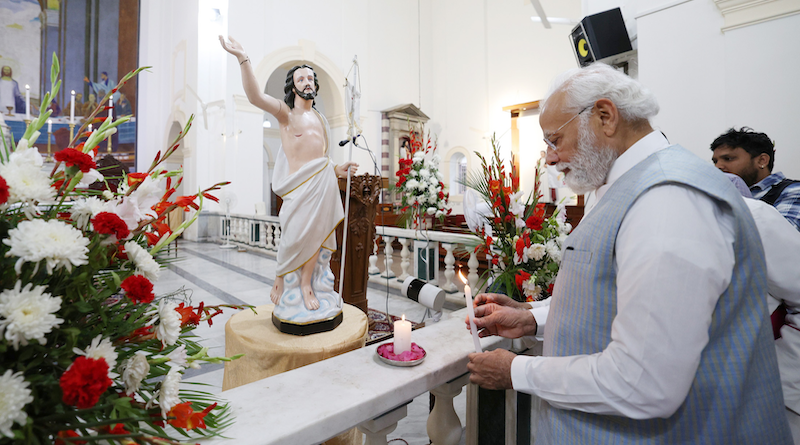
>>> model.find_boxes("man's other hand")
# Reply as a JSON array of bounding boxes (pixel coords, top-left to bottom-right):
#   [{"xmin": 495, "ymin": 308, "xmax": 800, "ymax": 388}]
[{"xmin": 468, "ymin": 349, "xmax": 516, "ymax": 390}]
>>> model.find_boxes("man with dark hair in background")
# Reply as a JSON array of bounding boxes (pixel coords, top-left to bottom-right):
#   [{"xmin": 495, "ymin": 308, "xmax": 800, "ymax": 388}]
[{"xmin": 711, "ymin": 127, "xmax": 800, "ymax": 230}]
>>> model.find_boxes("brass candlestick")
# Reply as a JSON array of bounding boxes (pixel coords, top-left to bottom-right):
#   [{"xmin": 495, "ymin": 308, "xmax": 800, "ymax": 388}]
[
  {"xmin": 24, "ymin": 119, "xmax": 31, "ymax": 128},
  {"xmin": 46, "ymin": 129, "xmax": 53, "ymax": 162},
  {"xmin": 69, "ymin": 123, "xmax": 75, "ymax": 142},
  {"xmin": 5, "ymin": 106, "xmax": 12, "ymax": 116},
  {"xmin": 107, "ymin": 132, "xmax": 112, "ymax": 153}
]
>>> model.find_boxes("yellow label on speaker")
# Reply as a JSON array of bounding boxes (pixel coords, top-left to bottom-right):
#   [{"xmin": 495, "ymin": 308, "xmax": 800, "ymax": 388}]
[{"xmin": 578, "ymin": 39, "xmax": 589, "ymax": 57}]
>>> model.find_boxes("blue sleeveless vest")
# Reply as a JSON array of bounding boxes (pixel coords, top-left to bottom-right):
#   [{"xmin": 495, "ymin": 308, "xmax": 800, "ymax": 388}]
[{"xmin": 538, "ymin": 146, "xmax": 791, "ymax": 444}]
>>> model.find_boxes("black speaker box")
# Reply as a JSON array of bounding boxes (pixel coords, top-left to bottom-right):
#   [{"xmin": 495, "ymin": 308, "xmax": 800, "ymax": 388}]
[{"xmin": 570, "ymin": 8, "xmax": 632, "ymax": 67}]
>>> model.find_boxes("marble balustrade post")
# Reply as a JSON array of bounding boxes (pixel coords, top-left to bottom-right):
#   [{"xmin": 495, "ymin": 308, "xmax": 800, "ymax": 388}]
[
  {"xmin": 265, "ymin": 222, "xmax": 274, "ymax": 250},
  {"xmin": 369, "ymin": 234, "xmax": 380, "ymax": 274},
  {"xmin": 468, "ymin": 251, "xmax": 480, "ymax": 292},
  {"xmin": 441, "ymin": 243, "xmax": 458, "ymax": 293},
  {"xmin": 428, "ymin": 373, "xmax": 469, "ymax": 445},
  {"xmin": 397, "ymin": 237, "xmax": 411, "ymax": 281},
  {"xmin": 358, "ymin": 404, "xmax": 408, "ymax": 445},
  {"xmin": 380, "ymin": 236, "xmax": 396, "ymax": 278}
]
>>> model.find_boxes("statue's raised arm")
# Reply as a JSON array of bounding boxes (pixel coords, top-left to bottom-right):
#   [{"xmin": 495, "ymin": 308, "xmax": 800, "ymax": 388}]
[{"xmin": 219, "ymin": 35, "xmax": 286, "ymax": 122}]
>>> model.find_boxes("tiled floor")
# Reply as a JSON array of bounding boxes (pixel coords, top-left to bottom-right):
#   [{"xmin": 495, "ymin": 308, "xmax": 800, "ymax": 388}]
[{"xmin": 161, "ymin": 240, "xmax": 466, "ymax": 445}]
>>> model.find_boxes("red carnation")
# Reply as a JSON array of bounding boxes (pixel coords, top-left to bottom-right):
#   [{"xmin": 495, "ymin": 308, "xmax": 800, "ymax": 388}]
[
  {"xmin": 121, "ymin": 274, "xmax": 155, "ymax": 304},
  {"xmin": 54, "ymin": 147, "xmax": 96, "ymax": 173},
  {"xmin": 59, "ymin": 356, "xmax": 112, "ymax": 409},
  {"xmin": 526, "ymin": 215, "xmax": 544, "ymax": 231},
  {"xmin": 0, "ymin": 175, "xmax": 8, "ymax": 205},
  {"xmin": 92, "ymin": 212, "xmax": 130, "ymax": 239}
]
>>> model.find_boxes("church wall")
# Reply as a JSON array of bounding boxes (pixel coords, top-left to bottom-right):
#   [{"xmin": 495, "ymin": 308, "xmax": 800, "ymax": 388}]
[
  {"xmin": 139, "ymin": 0, "xmax": 595, "ymax": 223},
  {"xmin": 585, "ymin": 0, "xmax": 800, "ymax": 179}
]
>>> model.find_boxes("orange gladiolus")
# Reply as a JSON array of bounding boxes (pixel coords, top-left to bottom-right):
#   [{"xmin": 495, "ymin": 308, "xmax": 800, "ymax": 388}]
[{"xmin": 167, "ymin": 402, "xmax": 217, "ymax": 430}]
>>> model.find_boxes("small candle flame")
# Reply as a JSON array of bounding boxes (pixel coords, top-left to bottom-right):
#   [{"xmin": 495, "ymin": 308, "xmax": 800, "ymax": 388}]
[
  {"xmin": 25, "ymin": 84, "xmax": 29, "ymax": 89},
  {"xmin": 458, "ymin": 269, "xmax": 467, "ymax": 284},
  {"xmin": 71, "ymin": 90, "xmax": 75, "ymax": 95},
  {"xmin": 47, "ymin": 119, "xmax": 52, "ymax": 124},
  {"xmin": 401, "ymin": 314, "xmax": 405, "ymax": 322}
]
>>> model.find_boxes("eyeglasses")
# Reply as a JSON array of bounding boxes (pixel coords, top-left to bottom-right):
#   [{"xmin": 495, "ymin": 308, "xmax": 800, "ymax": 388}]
[{"xmin": 543, "ymin": 104, "xmax": 593, "ymax": 152}]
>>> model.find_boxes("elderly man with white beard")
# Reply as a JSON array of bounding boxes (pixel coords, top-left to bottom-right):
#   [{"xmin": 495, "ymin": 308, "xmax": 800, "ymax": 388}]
[{"xmin": 466, "ymin": 63, "xmax": 791, "ymax": 444}]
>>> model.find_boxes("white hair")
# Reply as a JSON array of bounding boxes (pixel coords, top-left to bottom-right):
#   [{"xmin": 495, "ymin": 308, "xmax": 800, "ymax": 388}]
[{"xmin": 543, "ymin": 63, "xmax": 659, "ymax": 124}]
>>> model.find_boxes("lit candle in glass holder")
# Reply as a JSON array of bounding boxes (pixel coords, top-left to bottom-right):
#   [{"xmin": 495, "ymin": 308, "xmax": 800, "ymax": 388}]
[
  {"xmin": 459, "ymin": 270, "xmax": 482, "ymax": 353},
  {"xmin": 393, "ymin": 314, "xmax": 412, "ymax": 354}
]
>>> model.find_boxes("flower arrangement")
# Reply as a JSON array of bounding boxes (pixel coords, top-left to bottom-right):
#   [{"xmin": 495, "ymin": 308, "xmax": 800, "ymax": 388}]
[
  {"xmin": 0, "ymin": 55, "xmax": 245, "ymax": 444},
  {"xmin": 394, "ymin": 125, "xmax": 451, "ymax": 228},
  {"xmin": 465, "ymin": 135, "xmax": 571, "ymax": 302}
]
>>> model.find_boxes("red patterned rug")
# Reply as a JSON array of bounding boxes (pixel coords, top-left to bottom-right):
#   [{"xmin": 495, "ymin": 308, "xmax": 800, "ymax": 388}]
[{"xmin": 367, "ymin": 309, "xmax": 421, "ymax": 345}]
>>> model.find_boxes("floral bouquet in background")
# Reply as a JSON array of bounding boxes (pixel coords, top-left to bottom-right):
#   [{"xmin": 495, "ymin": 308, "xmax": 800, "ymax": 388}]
[
  {"xmin": 464, "ymin": 135, "xmax": 571, "ymax": 302},
  {"xmin": 0, "ymin": 55, "xmax": 245, "ymax": 444},
  {"xmin": 393, "ymin": 125, "xmax": 451, "ymax": 228}
]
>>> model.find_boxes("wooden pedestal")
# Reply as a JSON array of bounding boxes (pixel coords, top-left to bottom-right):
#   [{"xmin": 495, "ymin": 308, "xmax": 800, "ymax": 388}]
[{"xmin": 331, "ymin": 174, "xmax": 382, "ymax": 316}]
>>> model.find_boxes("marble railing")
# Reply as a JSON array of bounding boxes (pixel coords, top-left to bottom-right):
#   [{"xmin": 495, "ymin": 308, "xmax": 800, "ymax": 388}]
[
  {"xmin": 369, "ymin": 226, "xmax": 484, "ymax": 293},
  {"xmin": 214, "ymin": 212, "xmax": 486, "ymax": 293},
  {"xmin": 203, "ymin": 309, "xmax": 513, "ymax": 445}
]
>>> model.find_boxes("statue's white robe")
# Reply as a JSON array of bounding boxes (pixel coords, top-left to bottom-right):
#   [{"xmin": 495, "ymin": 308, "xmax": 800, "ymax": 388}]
[{"xmin": 271, "ymin": 110, "xmax": 343, "ymax": 278}]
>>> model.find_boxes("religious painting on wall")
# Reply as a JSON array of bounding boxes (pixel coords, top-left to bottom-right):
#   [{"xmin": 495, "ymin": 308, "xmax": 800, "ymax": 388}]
[{"xmin": 0, "ymin": 0, "xmax": 140, "ymax": 171}]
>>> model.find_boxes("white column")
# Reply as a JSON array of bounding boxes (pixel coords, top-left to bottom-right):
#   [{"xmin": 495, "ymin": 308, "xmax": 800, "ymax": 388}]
[
  {"xmin": 441, "ymin": 243, "xmax": 458, "ymax": 293},
  {"xmin": 380, "ymin": 236, "xmax": 396, "ymax": 278},
  {"xmin": 369, "ymin": 234, "xmax": 380, "ymax": 274},
  {"xmin": 468, "ymin": 251, "xmax": 480, "ymax": 292},
  {"xmin": 428, "ymin": 373, "xmax": 469, "ymax": 445},
  {"xmin": 358, "ymin": 404, "xmax": 407, "ymax": 445},
  {"xmin": 397, "ymin": 237, "xmax": 411, "ymax": 281}
]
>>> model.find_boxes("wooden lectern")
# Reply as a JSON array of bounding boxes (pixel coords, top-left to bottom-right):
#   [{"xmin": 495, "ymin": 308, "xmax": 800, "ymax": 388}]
[{"xmin": 331, "ymin": 174, "xmax": 382, "ymax": 315}]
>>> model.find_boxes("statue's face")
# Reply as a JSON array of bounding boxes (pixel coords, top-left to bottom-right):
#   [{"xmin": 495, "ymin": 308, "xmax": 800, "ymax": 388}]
[
  {"xmin": 293, "ymin": 68, "xmax": 316, "ymax": 101},
  {"xmin": 101, "ymin": 73, "xmax": 108, "ymax": 81},
  {"xmin": 1, "ymin": 66, "xmax": 10, "ymax": 76}
]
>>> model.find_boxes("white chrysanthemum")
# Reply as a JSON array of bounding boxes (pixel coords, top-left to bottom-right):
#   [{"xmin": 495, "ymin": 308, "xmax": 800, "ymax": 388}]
[
  {"xmin": 437, "ymin": 200, "xmax": 446, "ymax": 209},
  {"xmin": 3, "ymin": 219, "xmax": 89, "ymax": 275},
  {"xmin": 556, "ymin": 233, "xmax": 569, "ymax": 247},
  {"xmin": 545, "ymin": 240, "xmax": 561, "ymax": 263},
  {"xmin": 0, "ymin": 370, "xmax": 33, "ymax": 438},
  {"xmin": 73, "ymin": 335, "xmax": 118, "ymax": 378},
  {"xmin": 412, "ymin": 151, "xmax": 424, "ymax": 162},
  {"xmin": 0, "ymin": 152, "xmax": 55, "ymax": 212},
  {"xmin": 0, "ymin": 282, "xmax": 63, "ymax": 351},
  {"xmin": 121, "ymin": 351, "xmax": 150, "ymax": 396},
  {"xmin": 8, "ymin": 145, "xmax": 43, "ymax": 168},
  {"xmin": 124, "ymin": 241, "xmax": 160, "ymax": 281},
  {"xmin": 528, "ymin": 244, "xmax": 546, "ymax": 261},
  {"xmin": 157, "ymin": 365, "xmax": 183, "ymax": 418},
  {"xmin": 150, "ymin": 299, "xmax": 180, "ymax": 347},
  {"xmin": 70, "ymin": 196, "xmax": 109, "ymax": 229},
  {"xmin": 558, "ymin": 222, "xmax": 572, "ymax": 235},
  {"xmin": 431, "ymin": 154, "xmax": 441, "ymax": 167},
  {"xmin": 404, "ymin": 179, "xmax": 419, "ymax": 191},
  {"xmin": 419, "ymin": 168, "xmax": 431, "ymax": 179}
]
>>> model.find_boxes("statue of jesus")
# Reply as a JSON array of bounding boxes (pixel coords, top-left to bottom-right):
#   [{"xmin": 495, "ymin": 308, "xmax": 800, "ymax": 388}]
[{"xmin": 220, "ymin": 36, "xmax": 356, "ymax": 331}]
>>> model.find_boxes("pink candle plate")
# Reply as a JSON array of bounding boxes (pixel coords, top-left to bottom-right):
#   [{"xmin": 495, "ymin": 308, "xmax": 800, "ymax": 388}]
[{"xmin": 377, "ymin": 342, "xmax": 426, "ymax": 367}]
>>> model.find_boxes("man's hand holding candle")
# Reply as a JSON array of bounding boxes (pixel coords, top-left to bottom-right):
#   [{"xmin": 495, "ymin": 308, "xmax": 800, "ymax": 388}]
[{"xmin": 467, "ymin": 293, "xmax": 538, "ymax": 339}]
